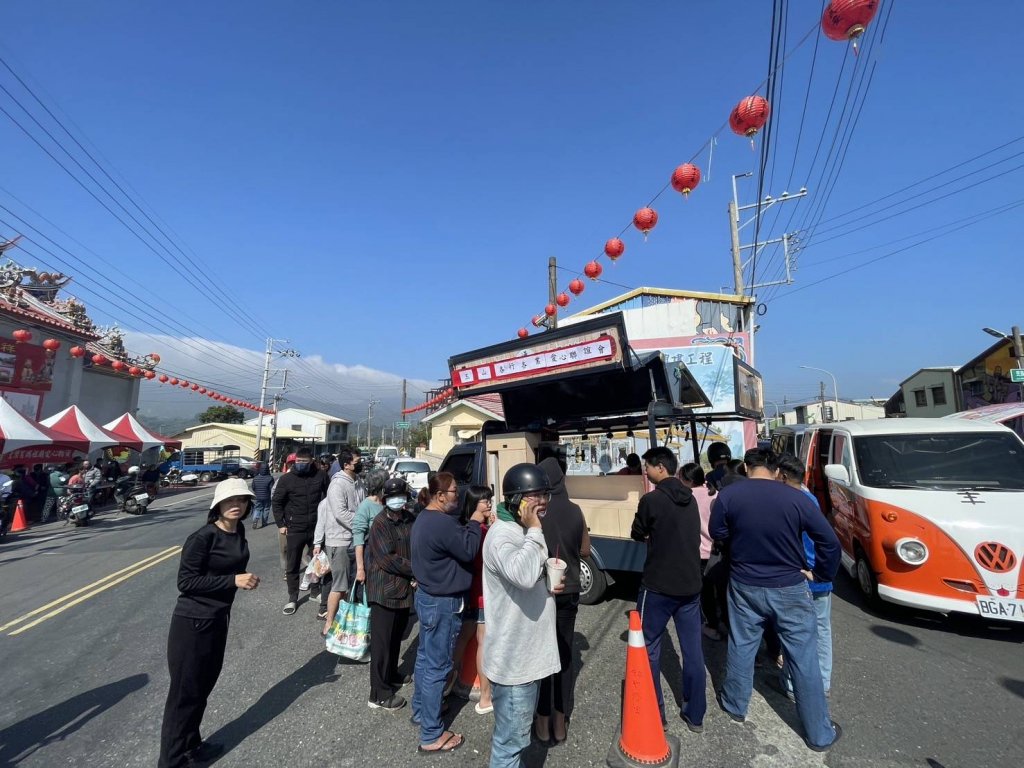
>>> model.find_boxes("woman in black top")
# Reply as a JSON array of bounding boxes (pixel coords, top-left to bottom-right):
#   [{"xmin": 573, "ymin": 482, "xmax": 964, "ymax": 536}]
[{"xmin": 158, "ymin": 478, "xmax": 260, "ymax": 768}]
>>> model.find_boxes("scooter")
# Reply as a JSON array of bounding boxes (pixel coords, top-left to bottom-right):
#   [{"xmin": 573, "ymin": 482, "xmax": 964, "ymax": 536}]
[
  {"xmin": 115, "ymin": 477, "xmax": 152, "ymax": 515},
  {"xmin": 60, "ymin": 484, "xmax": 92, "ymax": 526},
  {"xmin": 161, "ymin": 468, "xmax": 199, "ymax": 487}
]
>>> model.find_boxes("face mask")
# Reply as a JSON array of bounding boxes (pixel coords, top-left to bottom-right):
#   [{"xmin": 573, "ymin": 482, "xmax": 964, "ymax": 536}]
[
  {"xmin": 293, "ymin": 462, "xmax": 311, "ymax": 473},
  {"xmin": 385, "ymin": 497, "xmax": 406, "ymax": 511},
  {"xmin": 353, "ymin": 461, "xmax": 364, "ymax": 473}
]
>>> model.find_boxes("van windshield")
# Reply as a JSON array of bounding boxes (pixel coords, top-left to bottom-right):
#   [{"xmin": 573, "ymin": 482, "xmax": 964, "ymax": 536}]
[{"xmin": 853, "ymin": 432, "xmax": 1024, "ymax": 490}]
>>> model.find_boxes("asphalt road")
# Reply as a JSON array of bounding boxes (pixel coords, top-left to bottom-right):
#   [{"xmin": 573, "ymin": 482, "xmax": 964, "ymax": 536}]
[{"xmin": 1, "ymin": 488, "xmax": 1022, "ymax": 768}]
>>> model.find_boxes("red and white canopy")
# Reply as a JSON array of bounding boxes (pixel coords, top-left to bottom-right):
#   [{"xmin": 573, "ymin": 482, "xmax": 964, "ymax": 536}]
[
  {"xmin": 103, "ymin": 412, "xmax": 182, "ymax": 452},
  {"xmin": 41, "ymin": 406, "xmax": 124, "ymax": 455},
  {"xmin": 0, "ymin": 397, "xmax": 90, "ymax": 456}
]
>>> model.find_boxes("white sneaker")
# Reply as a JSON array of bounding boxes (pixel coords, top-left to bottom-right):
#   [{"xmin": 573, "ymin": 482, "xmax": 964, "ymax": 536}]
[{"xmin": 299, "ymin": 576, "xmax": 310, "ymax": 591}]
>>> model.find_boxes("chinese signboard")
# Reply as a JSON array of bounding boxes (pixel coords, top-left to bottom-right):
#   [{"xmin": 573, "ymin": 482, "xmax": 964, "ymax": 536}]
[{"xmin": 451, "ymin": 319, "xmax": 626, "ymax": 395}]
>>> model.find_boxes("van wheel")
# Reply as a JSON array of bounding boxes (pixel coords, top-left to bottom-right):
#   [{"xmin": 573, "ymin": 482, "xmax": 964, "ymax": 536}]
[
  {"xmin": 579, "ymin": 556, "xmax": 607, "ymax": 605},
  {"xmin": 854, "ymin": 547, "xmax": 880, "ymax": 605}
]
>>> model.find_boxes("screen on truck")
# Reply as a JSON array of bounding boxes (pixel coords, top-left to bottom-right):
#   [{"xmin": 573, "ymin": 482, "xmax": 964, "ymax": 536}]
[{"xmin": 853, "ymin": 432, "xmax": 1024, "ymax": 490}]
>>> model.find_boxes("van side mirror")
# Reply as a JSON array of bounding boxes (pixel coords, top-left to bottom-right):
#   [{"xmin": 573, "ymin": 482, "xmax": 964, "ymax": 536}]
[{"xmin": 823, "ymin": 464, "xmax": 850, "ymax": 485}]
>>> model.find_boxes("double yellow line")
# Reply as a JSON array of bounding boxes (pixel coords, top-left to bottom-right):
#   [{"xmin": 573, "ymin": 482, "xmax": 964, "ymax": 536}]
[{"xmin": 1, "ymin": 545, "xmax": 182, "ymax": 636}]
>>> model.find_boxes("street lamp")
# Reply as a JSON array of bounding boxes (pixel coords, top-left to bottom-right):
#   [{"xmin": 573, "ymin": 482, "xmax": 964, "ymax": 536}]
[{"xmin": 800, "ymin": 365, "xmax": 839, "ymax": 422}]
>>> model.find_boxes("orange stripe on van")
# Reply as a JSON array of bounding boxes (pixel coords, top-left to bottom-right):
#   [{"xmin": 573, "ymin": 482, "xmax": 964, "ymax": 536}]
[{"xmin": 859, "ymin": 499, "xmax": 992, "ymax": 598}]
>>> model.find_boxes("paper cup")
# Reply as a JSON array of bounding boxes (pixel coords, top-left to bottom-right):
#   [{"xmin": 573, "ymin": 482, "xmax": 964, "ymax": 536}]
[{"xmin": 545, "ymin": 557, "xmax": 567, "ymax": 592}]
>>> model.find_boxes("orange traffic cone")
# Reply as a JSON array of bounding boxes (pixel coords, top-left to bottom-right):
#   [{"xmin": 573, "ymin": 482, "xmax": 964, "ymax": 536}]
[
  {"xmin": 453, "ymin": 634, "xmax": 482, "ymax": 702},
  {"xmin": 606, "ymin": 610, "xmax": 679, "ymax": 768},
  {"xmin": 10, "ymin": 499, "xmax": 29, "ymax": 533}
]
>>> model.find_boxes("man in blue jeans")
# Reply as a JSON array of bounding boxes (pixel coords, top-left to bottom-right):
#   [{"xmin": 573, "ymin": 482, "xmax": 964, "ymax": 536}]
[
  {"xmin": 630, "ymin": 446, "xmax": 707, "ymax": 732},
  {"xmin": 709, "ymin": 448, "xmax": 842, "ymax": 752}
]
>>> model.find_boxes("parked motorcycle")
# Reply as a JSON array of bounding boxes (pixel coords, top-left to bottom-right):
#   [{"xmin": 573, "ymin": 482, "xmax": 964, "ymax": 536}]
[
  {"xmin": 160, "ymin": 468, "xmax": 199, "ymax": 487},
  {"xmin": 59, "ymin": 484, "xmax": 92, "ymax": 526},
  {"xmin": 115, "ymin": 477, "xmax": 152, "ymax": 515}
]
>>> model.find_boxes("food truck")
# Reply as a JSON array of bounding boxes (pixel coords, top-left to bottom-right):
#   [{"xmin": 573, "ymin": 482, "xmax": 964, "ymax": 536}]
[{"xmin": 438, "ymin": 312, "xmax": 763, "ymax": 603}]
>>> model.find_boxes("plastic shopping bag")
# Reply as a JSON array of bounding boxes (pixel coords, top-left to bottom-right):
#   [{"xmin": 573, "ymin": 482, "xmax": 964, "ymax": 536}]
[{"xmin": 325, "ymin": 583, "xmax": 371, "ymax": 661}]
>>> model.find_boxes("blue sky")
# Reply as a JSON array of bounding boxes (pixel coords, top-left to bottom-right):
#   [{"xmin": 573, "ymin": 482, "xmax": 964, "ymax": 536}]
[{"xmin": 1, "ymin": 2, "xmax": 1021, "ymax": 420}]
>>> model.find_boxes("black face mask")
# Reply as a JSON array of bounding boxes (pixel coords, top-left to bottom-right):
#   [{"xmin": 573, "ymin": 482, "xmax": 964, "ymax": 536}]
[
  {"xmin": 352, "ymin": 461, "xmax": 364, "ymax": 473},
  {"xmin": 293, "ymin": 461, "xmax": 312, "ymax": 474}
]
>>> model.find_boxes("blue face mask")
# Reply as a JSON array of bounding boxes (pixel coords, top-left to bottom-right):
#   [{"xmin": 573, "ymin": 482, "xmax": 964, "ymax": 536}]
[{"xmin": 385, "ymin": 497, "xmax": 406, "ymax": 511}]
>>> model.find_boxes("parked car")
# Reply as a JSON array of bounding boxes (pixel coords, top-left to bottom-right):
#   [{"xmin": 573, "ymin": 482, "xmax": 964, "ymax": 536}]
[{"xmin": 389, "ymin": 459, "xmax": 430, "ymax": 494}]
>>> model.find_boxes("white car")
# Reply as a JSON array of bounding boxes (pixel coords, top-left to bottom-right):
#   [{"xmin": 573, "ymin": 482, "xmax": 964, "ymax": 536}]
[{"xmin": 390, "ymin": 459, "xmax": 431, "ymax": 495}]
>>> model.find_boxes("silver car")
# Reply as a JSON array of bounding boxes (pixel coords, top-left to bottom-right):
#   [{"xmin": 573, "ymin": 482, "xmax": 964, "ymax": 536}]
[{"xmin": 390, "ymin": 459, "xmax": 431, "ymax": 495}]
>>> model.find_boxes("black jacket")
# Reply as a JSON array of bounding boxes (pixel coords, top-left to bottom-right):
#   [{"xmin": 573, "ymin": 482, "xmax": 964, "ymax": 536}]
[
  {"xmin": 538, "ymin": 458, "xmax": 587, "ymax": 594},
  {"xmin": 271, "ymin": 467, "xmax": 328, "ymax": 533},
  {"xmin": 252, "ymin": 471, "xmax": 275, "ymax": 501},
  {"xmin": 630, "ymin": 477, "xmax": 702, "ymax": 597},
  {"xmin": 366, "ymin": 508, "xmax": 415, "ymax": 610}
]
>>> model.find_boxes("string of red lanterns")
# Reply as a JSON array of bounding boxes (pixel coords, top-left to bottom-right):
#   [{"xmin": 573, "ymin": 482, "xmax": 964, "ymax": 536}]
[{"xmin": 518, "ymin": 3, "xmax": 877, "ymax": 336}]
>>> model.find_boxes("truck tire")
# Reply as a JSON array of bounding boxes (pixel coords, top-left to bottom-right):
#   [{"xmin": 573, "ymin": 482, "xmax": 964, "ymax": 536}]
[
  {"xmin": 579, "ymin": 555, "xmax": 608, "ymax": 605},
  {"xmin": 199, "ymin": 472, "xmax": 215, "ymax": 483}
]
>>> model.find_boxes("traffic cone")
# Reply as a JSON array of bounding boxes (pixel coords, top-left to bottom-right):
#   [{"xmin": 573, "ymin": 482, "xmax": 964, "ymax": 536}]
[
  {"xmin": 10, "ymin": 499, "xmax": 29, "ymax": 533},
  {"xmin": 606, "ymin": 610, "xmax": 679, "ymax": 768},
  {"xmin": 453, "ymin": 634, "xmax": 482, "ymax": 701}
]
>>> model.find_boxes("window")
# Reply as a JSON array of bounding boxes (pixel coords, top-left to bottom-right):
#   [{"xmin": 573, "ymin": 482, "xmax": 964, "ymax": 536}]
[
  {"xmin": 931, "ymin": 386, "xmax": 947, "ymax": 405},
  {"xmin": 291, "ymin": 424, "xmax": 302, "ymax": 431},
  {"xmin": 913, "ymin": 390, "xmax": 927, "ymax": 407},
  {"xmin": 830, "ymin": 434, "xmax": 846, "ymax": 465}
]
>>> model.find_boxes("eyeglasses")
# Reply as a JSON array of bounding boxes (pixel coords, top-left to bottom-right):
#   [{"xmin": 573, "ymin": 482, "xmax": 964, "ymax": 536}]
[
  {"xmin": 522, "ymin": 491, "xmax": 552, "ymax": 502},
  {"xmin": 442, "ymin": 487, "xmax": 458, "ymax": 496}
]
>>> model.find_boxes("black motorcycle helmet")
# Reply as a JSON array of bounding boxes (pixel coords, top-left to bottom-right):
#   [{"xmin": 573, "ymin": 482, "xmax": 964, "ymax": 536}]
[
  {"xmin": 707, "ymin": 443, "xmax": 732, "ymax": 465},
  {"xmin": 501, "ymin": 463, "xmax": 550, "ymax": 513},
  {"xmin": 382, "ymin": 476, "xmax": 410, "ymax": 499}
]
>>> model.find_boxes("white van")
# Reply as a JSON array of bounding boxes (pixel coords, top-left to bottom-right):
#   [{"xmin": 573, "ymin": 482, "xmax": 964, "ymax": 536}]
[
  {"xmin": 373, "ymin": 445, "xmax": 399, "ymax": 468},
  {"xmin": 799, "ymin": 418, "xmax": 1024, "ymax": 621}
]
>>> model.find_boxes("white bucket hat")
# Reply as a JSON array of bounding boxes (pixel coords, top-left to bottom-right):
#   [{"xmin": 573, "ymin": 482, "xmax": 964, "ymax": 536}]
[{"xmin": 210, "ymin": 477, "xmax": 256, "ymax": 510}]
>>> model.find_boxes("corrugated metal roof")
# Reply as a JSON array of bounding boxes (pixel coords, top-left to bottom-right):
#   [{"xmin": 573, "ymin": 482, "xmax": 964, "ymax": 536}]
[{"xmin": 178, "ymin": 422, "xmax": 315, "ymax": 439}]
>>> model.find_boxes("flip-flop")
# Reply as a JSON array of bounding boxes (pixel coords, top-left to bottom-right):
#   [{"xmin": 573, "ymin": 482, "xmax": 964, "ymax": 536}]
[{"xmin": 417, "ymin": 732, "xmax": 464, "ymax": 754}]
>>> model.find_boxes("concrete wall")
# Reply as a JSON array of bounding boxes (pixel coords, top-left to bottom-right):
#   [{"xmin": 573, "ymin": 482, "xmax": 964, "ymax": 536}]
[
  {"xmin": 427, "ymin": 403, "xmax": 492, "ymax": 457},
  {"xmin": 792, "ymin": 400, "xmax": 886, "ymax": 424},
  {"xmin": 180, "ymin": 426, "xmax": 258, "ymax": 456},
  {"xmin": 78, "ymin": 368, "xmax": 140, "ymax": 425},
  {"xmin": 902, "ymin": 370, "xmax": 959, "ymax": 417}
]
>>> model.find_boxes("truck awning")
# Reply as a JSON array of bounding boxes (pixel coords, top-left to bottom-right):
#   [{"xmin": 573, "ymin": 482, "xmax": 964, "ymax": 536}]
[{"xmin": 448, "ymin": 314, "xmax": 714, "ymax": 434}]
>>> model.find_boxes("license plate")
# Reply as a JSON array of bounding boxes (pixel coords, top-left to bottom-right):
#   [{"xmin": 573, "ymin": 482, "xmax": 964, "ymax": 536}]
[
  {"xmin": 72, "ymin": 504, "xmax": 90, "ymax": 514},
  {"xmin": 134, "ymin": 493, "xmax": 151, "ymax": 502},
  {"xmin": 976, "ymin": 596, "xmax": 1024, "ymax": 622}
]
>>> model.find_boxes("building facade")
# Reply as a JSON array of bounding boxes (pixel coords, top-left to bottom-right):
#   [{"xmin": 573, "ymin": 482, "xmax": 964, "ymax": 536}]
[
  {"xmin": 899, "ymin": 368, "xmax": 962, "ymax": 417},
  {"xmin": 421, "ymin": 394, "xmax": 504, "ymax": 457},
  {"xmin": 246, "ymin": 407, "xmax": 350, "ymax": 456}
]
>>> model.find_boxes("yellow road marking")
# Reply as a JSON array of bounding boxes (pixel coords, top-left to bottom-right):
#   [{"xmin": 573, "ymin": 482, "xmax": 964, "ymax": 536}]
[{"xmin": 1, "ymin": 545, "xmax": 182, "ymax": 635}]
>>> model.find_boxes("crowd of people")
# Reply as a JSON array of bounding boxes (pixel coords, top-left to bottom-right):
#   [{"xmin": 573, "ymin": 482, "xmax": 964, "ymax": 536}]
[{"xmin": 158, "ymin": 441, "xmax": 843, "ymax": 767}]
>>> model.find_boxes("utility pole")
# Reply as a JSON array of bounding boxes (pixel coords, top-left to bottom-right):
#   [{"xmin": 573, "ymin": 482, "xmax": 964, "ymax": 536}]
[
  {"xmin": 268, "ymin": 370, "xmax": 289, "ymax": 469},
  {"xmin": 401, "ymin": 378, "xmax": 408, "ymax": 451},
  {"xmin": 819, "ymin": 381, "xmax": 826, "ymax": 423},
  {"xmin": 367, "ymin": 397, "xmax": 379, "ymax": 448},
  {"xmin": 729, "ymin": 174, "xmax": 808, "ymax": 295},
  {"xmin": 254, "ymin": 338, "xmax": 298, "ymax": 468},
  {"xmin": 548, "ymin": 257, "xmax": 558, "ymax": 330}
]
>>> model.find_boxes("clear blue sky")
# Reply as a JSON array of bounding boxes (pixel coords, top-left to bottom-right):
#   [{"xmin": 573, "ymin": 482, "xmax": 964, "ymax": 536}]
[{"xmin": 1, "ymin": 1, "xmax": 1021, "ymax": 418}]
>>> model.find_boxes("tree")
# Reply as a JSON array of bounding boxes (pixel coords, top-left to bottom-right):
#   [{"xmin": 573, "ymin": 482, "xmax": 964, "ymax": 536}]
[
  {"xmin": 198, "ymin": 405, "xmax": 245, "ymax": 424},
  {"xmin": 408, "ymin": 422, "xmax": 431, "ymax": 452}
]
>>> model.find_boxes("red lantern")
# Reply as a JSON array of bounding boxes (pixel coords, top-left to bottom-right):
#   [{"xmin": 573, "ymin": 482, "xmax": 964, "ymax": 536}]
[
  {"xmin": 584, "ymin": 261, "xmax": 603, "ymax": 280},
  {"xmin": 92, "ymin": 354, "xmax": 108, "ymax": 365},
  {"xmin": 112, "ymin": 360, "xmax": 127, "ymax": 372},
  {"xmin": 128, "ymin": 366, "xmax": 142, "ymax": 377},
  {"xmin": 670, "ymin": 164, "xmax": 701, "ymax": 197},
  {"xmin": 42, "ymin": 339, "xmax": 61, "ymax": 352},
  {"xmin": 150, "ymin": 353, "xmax": 161, "ymax": 363},
  {"xmin": 604, "ymin": 238, "xmax": 625, "ymax": 261},
  {"xmin": 199, "ymin": 387, "xmax": 207, "ymax": 394},
  {"xmin": 568, "ymin": 278, "xmax": 585, "ymax": 296},
  {"xmin": 180, "ymin": 380, "xmax": 190, "ymax": 388},
  {"xmin": 544, "ymin": 304, "xmax": 557, "ymax": 317},
  {"xmin": 69, "ymin": 346, "xmax": 86, "ymax": 358},
  {"xmin": 191, "ymin": 383, "xmax": 199, "ymax": 391},
  {"xmin": 169, "ymin": 377, "xmax": 179, "ymax": 385},
  {"xmin": 556, "ymin": 292, "xmax": 570, "ymax": 308},
  {"xmin": 159, "ymin": 374, "xmax": 169, "ymax": 383},
  {"xmin": 144, "ymin": 370, "xmax": 156, "ymax": 380},
  {"xmin": 12, "ymin": 329, "xmax": 31, "ymax": 343},
  {"xmin": 730, "ymin": 96, "xmax": 770, "ymax": 139},
  {"xmin": 532, "ymin": 315, "xmax": 544, "ymax": 328},
  {"xmin": 518, "ymin": 328, "xmax": 529, "ymax": 339},
  {"xmin": 633, "ymin": 208, "xmax": 658, "ymax": 239},
  {"xmin": 822, "ymin": 0, "xmax": 879, "ymax": 47}
]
